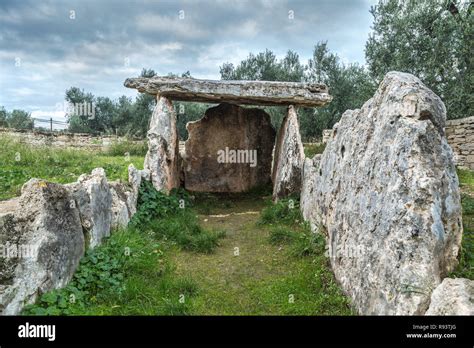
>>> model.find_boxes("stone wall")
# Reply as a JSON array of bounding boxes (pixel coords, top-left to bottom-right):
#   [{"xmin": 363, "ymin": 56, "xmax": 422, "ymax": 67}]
[
  {"xmin": 0, "ymin": 128, "xmax": 144, "ymax": 149},
  {"xmin": 445, "ymin": 117, "xmax": 474, "ymax": 170}
]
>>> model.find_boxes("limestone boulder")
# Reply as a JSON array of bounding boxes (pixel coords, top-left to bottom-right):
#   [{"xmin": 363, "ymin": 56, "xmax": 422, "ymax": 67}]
[
  {"xmin": 128, "ymin": 164, "xmax": 150, "ymax": 213},
  {"xmin": 0, "ymin": 179, "xmax": 84, "ymax": 314},
  {"xmin": 66, "ymin": 168, "xmax": 112, "ymax": 249},
  {"xmin": 184, "ymin": 103, "xmax": 275, "ymax": 192},
  {"xmin": 109, "ymin": 182, "xmax": 132, "ymax": 230},
  {"xmin": 144, "ymin": 96, "xmax": 180, "ymax": 193},
  {"xmin": 426, "ymin": 278, "xmax": 474, "ymax": 315},
  {"xmin": 301, "ymin": 71, "xmax": 463, "ymax": 315},
  {"xmin": 300, "ymin": 154, "xmax": 321, "ymax": 232},
  {"xmin": 272, "ymin": 105, "xmax": 305, "ymax": 201}
]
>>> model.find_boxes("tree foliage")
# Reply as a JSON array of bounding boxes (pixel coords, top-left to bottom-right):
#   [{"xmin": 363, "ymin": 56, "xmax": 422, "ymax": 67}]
[
  {"xmin": 366, "ymin": 0, "xmax": 473, "ymax": 119},
  {"xmin": 220, "ymin": 49, "xmax": 305, "ymax": 82},
  {"xmin": 220, "ymin": 46, "xmax": 375, "ymax": 140},
  {"xmin": 8, "ymin": 2, "xmax": 470, "ymax": 140},
  {"xmin": 0, "ymin": 108, "xmax": 34, "ymax": 130},
  {"xmin": 65, "ymin": 68, "xmax": 157, "ymax": 136},
  {"xmin": 0, "ymin": 106, "xmax": 8, "ymax": 127},
  {"xmin": 302, "ymin": 42, "xmax": 375, "ymax": 138}
]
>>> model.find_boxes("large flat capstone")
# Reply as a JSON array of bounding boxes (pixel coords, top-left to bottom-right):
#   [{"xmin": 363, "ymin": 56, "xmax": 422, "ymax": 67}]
[
  {"xmin": 124, "ymin": 76, "xmax": 331, "ymax": 107},
  {"xmin": 184, "ymin": 103, "xmax": 275, "ymax": 192}
]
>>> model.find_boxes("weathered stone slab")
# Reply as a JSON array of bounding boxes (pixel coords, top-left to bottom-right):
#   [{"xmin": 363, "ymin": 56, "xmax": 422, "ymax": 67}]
[
  {"xmin": 300, "ymin": 154, "xmax": 321, "ymax": 232},
  {"xmin": 144, "ymin": 96, "xmax": 180, "ymax": 193},
  {"xmin": 426, "ymin": 278, "xmax": 474, "ymax": 315},
  {"xmin": 0, "ymin": 179, "xmax": 84, "ymax": 314},
  {"xmin": 272, "ymin": 105, "xmax": 305, "ymax": 201},
  {"xmin": 184, "ymin": 103, "xmax": 275, "ymax": 192},
  {"xmin": 301, "ymin": 71, "xmax": 463, "ymax": 315},
  {"xmin": 124, "ymin": 76, "xmax": 332, "ymax": 107},
  {"xmin": 66, "ymin": 168, "xmax": 112, "ymax": 249},
  {"xmin": 128, "ymin": 164, "xmax": 150, "ymax": 214},
  {"xmin": 109, "ymin": 181, "xmax": 133, "ymax": 230}
]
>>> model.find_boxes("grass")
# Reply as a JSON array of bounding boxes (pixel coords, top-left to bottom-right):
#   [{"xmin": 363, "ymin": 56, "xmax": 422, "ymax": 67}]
[
  {"xmin": 22, "ymin": 183, "xmax": 224, "ymax": 315},
  {"xmin": 0, "ymin": 135, "xmax": 144, "ymax": 200},
  {"xmin": 450, "ymin": 194, "xmax": 474, "ymax": 279},
  {"xmin": 450, "ymin": 169, "xmax": 474, "ymax": 279},
  {"xmin": 22, "ymin": 227, "xmax": 199, "ymax": 315},
  {"xmin": 303, "ymin": 142, "xmax": 326, "ymax": 158},
  {"xmin": 169, "ymin": 196, "xmax": 354, "ymax": 315},
  {"xmin": 258, "ymin": 196, "xmax": 302, "ymax": 226},
  {"xmin": 104, "ymin": 140, "xmax": 148, "ymax": 157},
  {"xmin": 191, "ymin": 184, "xmax": 272, "ymax": 215},
  {"xmin": 131, "ymin": 181, "xmax": 226, "ymax": 254},
  {"xmin": 15, "ymin": 140, "xmax": 473, "ymax": 316}
]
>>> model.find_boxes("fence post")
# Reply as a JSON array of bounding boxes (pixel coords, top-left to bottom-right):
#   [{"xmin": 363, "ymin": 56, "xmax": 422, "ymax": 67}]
[{"xmin": 50, "ymin": 117, "xmax": 53, "ymax": 132}]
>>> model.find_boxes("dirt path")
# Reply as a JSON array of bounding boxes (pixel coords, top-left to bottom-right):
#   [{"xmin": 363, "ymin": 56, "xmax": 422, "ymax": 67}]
[{"xmin": 169, "ymin": 196, "xmax": 353, "ymax": 315}]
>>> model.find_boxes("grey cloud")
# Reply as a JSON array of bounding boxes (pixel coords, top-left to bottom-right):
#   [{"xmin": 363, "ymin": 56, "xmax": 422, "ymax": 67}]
[{"xmin": 0, "ymin": 0, "xmax": 374, "ymax": 115}]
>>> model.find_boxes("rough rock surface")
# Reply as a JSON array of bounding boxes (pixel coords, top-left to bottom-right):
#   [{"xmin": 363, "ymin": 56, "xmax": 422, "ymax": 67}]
[
  {"xmin": 0, "ymin": 179, "xmax": 84, "ymax": 314},
  {"xmin": 144, "ymin": 96, "xmax": 180, "ymax": 193},
  {"xmin": 272, "ymin": 105, "xmax": 305, "ymax": 201},
  {"xmin": 301, "ymin": 72, "xmax": 463, "ymax": 315},
  {"xmin": 66, "ymin": 168, "xmax": 112, "ymax": 249},
  {"xmin": 109, "ymin": 165, "xmax": 150, "ymax": 229},
  {"xmin": 128, "ymin": 164, "xmax": 150, "ymax": 212},
  {"xmin": 109, "ymin": 181, "xmax": 133, "ymax": 229},
  {"xmin": 426, "ymin": 278, "xmax": 474, "ymax": 315},
  {"xmin": 300, "ymin": 154, "xmax": 321, "ymax": 231},
  {"xmin": 184, "ymin": 103, "xmax": 275, "ymax": 192},
  {"xmin": 124, "ymin": 76, "xmax": 332, "ymax": 107}
]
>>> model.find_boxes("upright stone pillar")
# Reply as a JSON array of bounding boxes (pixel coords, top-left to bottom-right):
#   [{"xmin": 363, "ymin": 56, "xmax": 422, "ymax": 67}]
[
  {"xmin": 272, "ymin": 105, "xmax": 305, "ymax": 201},
  {"xmin": 144, "ymin": 95, "xmax": 180, "ymax": 193}
]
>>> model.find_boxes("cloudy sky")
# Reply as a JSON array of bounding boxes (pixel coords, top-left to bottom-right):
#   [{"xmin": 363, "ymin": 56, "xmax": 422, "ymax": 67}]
[{"xmin": 0, "ymin": 0, "xmax": 376, "ymax": 127}]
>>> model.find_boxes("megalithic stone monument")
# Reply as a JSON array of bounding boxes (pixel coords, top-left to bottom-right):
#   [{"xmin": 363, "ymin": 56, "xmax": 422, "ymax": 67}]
[{"xmin": 124, "ymin": 76, "xmax": 331, "ymax": 196}]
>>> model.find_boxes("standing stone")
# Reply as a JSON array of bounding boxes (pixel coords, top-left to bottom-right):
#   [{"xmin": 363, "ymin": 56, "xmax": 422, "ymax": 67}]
[
  {"xmin": 301, "ymin": 72, "xmax": 463, "ymax": 315},
  {"xmin": 184, "ymin": 103, "xmax": 275, "ymax": 192},
  {"xmin": 272, "ymin": 105, "xmax": 305, "ymax": 201},
  {"xmin": 300, "ymin": 154, "xmax": 321, "ymax": 232},
  {"xmin": 66, "ymin": 168, "xmax": 112, "ymax": 249},
  {"xmin": 426, "ymin": 278, "xmax": 474, "ymax": 315},
  {"xmin": 0, "ymin": 179, "xmax": 84, "ymax": 314},
  {"xmin": 144, "ymin": 96, "xmax": 180, "ymax": 193}
]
